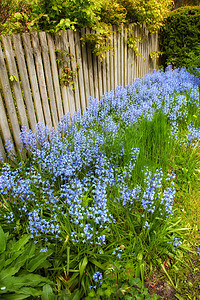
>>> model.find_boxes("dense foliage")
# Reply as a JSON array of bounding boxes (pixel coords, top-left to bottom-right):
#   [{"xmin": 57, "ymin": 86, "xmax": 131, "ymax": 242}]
[
  {"xmin": 0, "ymin": 0, "xmax": 174, "ymax": 34},
  {"xmin": 0, "ymin": 67, "xmax": 200, "ymax": 298},
  {"xmin": 159, "ymin": 6, "xmax": 200, "ymax": 69}
]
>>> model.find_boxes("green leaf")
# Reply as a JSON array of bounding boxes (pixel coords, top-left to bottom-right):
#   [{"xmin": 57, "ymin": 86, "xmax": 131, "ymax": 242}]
[
  {"xmin": 11, "ymin": 235, "xmax": 31, "ymax": 252},
  {"xmin": 79, "ymin": 256, "xmax": 88, "ymax": 278},
  {"xmin": 41, "ymin": 284, "xmax": 55, "ymax": 300},
  {"xmin": 71, "ymin": 290, "xmax": 81, "ymax": 300},
  {"xmin": 9, "ymin": 75, "xmax": 18, "ymax": 82},
  {"xmin": 0, "ymin": 227, "xmax": 6, "ymax": 254},
  {"xmin": 0, "ymin": 294, "xmax": 29, "ymax": 300},
  {"xmin": 27, "ymin": 249, "xmax": 53, "ymax": 272},
  {"xmin": 89, "ymin": 259, "xmax": 105, "ymax": 270},
  {"xmin": 137, "ymin": 252, "xmax": 143, "ymax": 261}
]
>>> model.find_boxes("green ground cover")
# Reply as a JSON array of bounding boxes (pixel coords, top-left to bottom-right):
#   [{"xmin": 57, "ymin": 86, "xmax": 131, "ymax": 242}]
[{"xmin": 0, "ymin": 66, "xmax": 200, "ymax": 299}]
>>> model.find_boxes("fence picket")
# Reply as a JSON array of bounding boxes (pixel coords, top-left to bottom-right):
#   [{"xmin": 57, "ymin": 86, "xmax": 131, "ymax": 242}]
[
  {"xmin": 31, "ymin": 32, "xmax": 52, "ymax": 128},
  {"xmin": 39, "ymin": 32, "xmax": 58, "ymax": 128},
  {"xmin": 81, "ymin": 28, "xmax": 90, "ymax": 107},
  {"xmin": 13, "ymin": 34, "xmax": 37, "ymax": 131},
  {"xmin": 22, "ymin": 33, "xmax": 45, "ymax": 125},
  {"xmin": 0, "ymin": 41, "xmax": 21, "ymax": 150},
  {"xmin": 75, "ymin": 31, "xmax": 86, "ymax": 112},
  {"xmin": 97, "ymin": 57, "xmax": 103, "ymax": 98},
  {"xmin": 0, "ymin": 91, "xmax": 15, "ymax": 153},
  {"xmin": 110, "ymin": 29, "xmax": 114, "ymax": 90},
  {"xmin": 117, "ymin": 27, "xmax": 121, "ymax": 85},
  {"xmin": 47, "ymin": 33, "xmax": 65, "ymax": 119},
  {"xmin": 2, "ymin": 35, "xmax": 29, "ymax": 129},
  {"xmin": 113, "ymin": 26, "xmax": 118, "ymax": 89},
  {"xmin": 67, "ymin": 30, "xmax": 81, "ymax": 111},
  {"xmin": 120, "ymin": 25, "xmax": 124, "ymax": 86},
  {"xmin": 85, "ymin": 28, "xmax": 95, "ymax": 99},
  {"xmin": 0, "ymin": 135, "xmax": 5, "ymax": 159}
]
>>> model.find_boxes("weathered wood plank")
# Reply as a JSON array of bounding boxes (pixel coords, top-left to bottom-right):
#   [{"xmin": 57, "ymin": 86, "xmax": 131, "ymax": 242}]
[
  {"xmin": 67, "ymin": 30, "xmax": 81, "ymax": 111},
  {"xmin": 113, "ymin": 26, "xmax": 118, "ymax": 88},
  {"xmin": 97, "ymin": 57, "xmax": 103, "ymax": 98},
  {"xmin": 39, "ymin": 32, "xmax": 58, "ymax": 128},
  {"xmin": 55, "ymin": 32, "xmax": 69, "ymax": 116},
  {"xmin": 124, "ymin": 26, "xmax": 128, "ymax": 86},
  {"xmin": 127, "ymin": 25, "xmax": 132, "ymax": 84},
  {"xmin": 80, "ymin": 28, "xmax": 91, "ymax": 107},
  {"xmin": 0, "ymin": 135, "xmax": 6, "ymax": 159},
  {"xmin": 102, "ymin": 56, "xmax": 107, "ymax": 94},
  {"xmin": 22, "ymin": 33, "xmax": 45, "ymax": 125},
  {"xmin": 110, "ymin": 27, "xmax": 114, "ymax": 90},
  {"xmin": 55, "ymin": 32, "xmax": 75, "ymax": 116},
  {"xmin": 131, "ymin": 25, "xmax": 137, "ymax": 82},
  {"xmin": 75, "ymin": 30, "xmax": 86, "ymax": 111},
  {"xmin": 2, "ymin": 35, "xmax": 29, "ymax": 129},
  {"xmin": 0, "ymin": 41, "xmax": 21, "ymax": 150},
  {"xmin": 12, "ymin": 34, "xmax": 37, "ymax": 131},
  {"xmin": 0, "ymin": 90, "xmax": 15, "ymax": 153},
  {"xmin": 120, "ymin": 25, "xmax": 124, "ymax": 86},
  {"xmin": 46, "ymin": 33, "xmax": 64, "ymax": 119},
  {"xmin": 92, "ymin": 53, "xmax": 99, "ymax": 99},
  {"xmin": 90, "ymin": 29, "xmax": 99, "ymax": 100},
  {"xmin": 31, "ymin": 32, "xmax": 52, "ymax": 128},
  {"xmin": 117, "ymin": 26, "xmax": 121, "ymax": 85},
  {"xmin": 85, "ymin": 28, "xmax": 95, "ymax": 98},
  {"xmin": 106, "ymin": 46, "xmax": 110, "ymax": 92}
]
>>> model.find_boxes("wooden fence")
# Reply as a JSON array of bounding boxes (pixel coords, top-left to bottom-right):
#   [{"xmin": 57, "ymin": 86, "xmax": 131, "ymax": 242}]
[{"xmin": 0, "ymin": 24, "xmax": 159, "ymax": 158}]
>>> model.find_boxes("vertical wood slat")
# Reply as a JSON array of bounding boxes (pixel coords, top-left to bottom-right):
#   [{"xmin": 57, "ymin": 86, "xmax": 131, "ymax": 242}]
[
  {"xmin": 67, "ymin": 30, "xmax": 81, "ymax": 110},
  {"xmin": 90, "ymin": 30, "xmax": 99, "ymax": 100},
  {"xmin": 102, "ymin": 56, "xmax": 107, "ymax": 94},
  {"xmin": 81, "ymin": 28, "xmax": 91, "ymax": 107},
  {"xmin": 92, "ymin": 52, "xmax": 99, "ymax": 99},
  {"xmin": 110, "ymin": 27, "xmax": 114, "ymax": 90},
  {"xmin": 2, "ymin": 35, "xmax": 29, "ymax": 130},
  {"xmin": 13, "ymin": 34, "xmax": 37, "ymax": 131},
  {"xmin": 120, "ymin": 25, "xmax": 124, "ymax": 86},
  {"xmin": 113, "ymin": 26, "xmax": 118, "ymax": 88},
  {"xmin": 46, "ymin": 33, "xmax": 64, "ymax": 120},
  {"xmin": 85, "ymin": 28, "xmax": 95, "ymax": 99},
  {"xmin": 127, "ymin": 25, "xmax": 132, "ymax": 85},
  {"xmin": 124, "ymin": 27, "xmax": 128, "ymax": 86},
  {"xmin": 0, "ymin": 91, "xmax": 16, "ymax": 153},
  {"xmin": 31, "ymin": 32, "xmax": 52, "ymax": 128},
  {"xmin": 106, "ymin": 49, "xmax": 110, "ymax": 93},
  {"xmin": 74, "ymin": 31, "xmax": 86, "ymax": 112},
  {"xmin": 39, "ymin": 32, "xmax": 58, "ymax": 128},
  {"xmin": 22, "ymin": 33, "xmax": 45, "ymax": 125},
  {"xmin": 55, "ymin": 31, "xmax": 75, "ymax": 116},
  {"xmin": 0, "ymin": 41, "xmax": 21, "ymax": 150},
  {"xmin": 117, "ymin": 27, "xmax": 121, "ymax": 86},
  {"xmin": 0, "ymin": 135, "xmax": 6, "ymax": 159},
  {"xmin": 97, "ymin": 57, "xmax": 103, "ymax": 98},
  {"xmin": 54, "ymin": 32, "xmax": 69, "ymax": 116},
  {"xmin": 132, "ymin": 25, "xmax": 137, "ymax": 81}
]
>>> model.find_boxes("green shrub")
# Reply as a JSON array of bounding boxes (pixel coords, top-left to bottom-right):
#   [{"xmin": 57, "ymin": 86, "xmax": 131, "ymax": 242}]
[{"xmin": 159, "ymin": 6, "xmax": 200, "ymax": 68}]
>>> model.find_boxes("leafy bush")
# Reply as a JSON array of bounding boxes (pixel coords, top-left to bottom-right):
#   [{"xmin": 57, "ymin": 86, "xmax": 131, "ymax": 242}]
[
  {"xmin": 159, "ymin": 6, "xmax": 200, "ymax": 68},
  {"xmin": 0, "ymin": 0, "xmax": 174, "ymax": 34},
  {"xmin": 119, "ymin": 0, "xmax": 174, "ymax": 31}
]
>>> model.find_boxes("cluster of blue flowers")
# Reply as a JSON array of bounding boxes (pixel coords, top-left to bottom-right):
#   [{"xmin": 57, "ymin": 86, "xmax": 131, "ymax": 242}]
[
  {"xmin": 90, "ymin": 271, "xmax": 103, "ymax": 289},
  {"xmin": 0, "ymin": 67, "xmax": 199, "ymax": 251}
]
